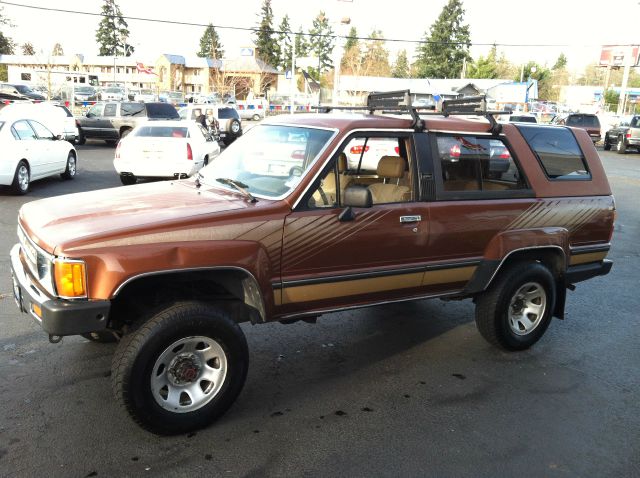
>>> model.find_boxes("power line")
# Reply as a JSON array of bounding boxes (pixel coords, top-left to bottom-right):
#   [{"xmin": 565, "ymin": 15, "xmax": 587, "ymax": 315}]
[{"xmin": 0, "ymin": 0, "xmax": 623, "ymax": 48}]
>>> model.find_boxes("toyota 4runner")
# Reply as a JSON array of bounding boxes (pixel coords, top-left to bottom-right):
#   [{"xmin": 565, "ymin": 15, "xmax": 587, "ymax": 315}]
[{"xmin": 10, "ymin": 92, "xmax": 615, "ymax": 435}]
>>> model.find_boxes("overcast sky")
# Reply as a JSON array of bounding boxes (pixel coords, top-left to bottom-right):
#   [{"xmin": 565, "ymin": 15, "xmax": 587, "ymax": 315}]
[{"xmin": 2, "ymin": 0, "xmax": 638, "ymax": 72}]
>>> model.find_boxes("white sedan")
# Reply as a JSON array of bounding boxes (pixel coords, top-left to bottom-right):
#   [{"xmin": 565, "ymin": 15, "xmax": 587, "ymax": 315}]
[
  {"xmin": 113, "ymin": 120, "xmax": 220, "ymax": 185},
  {"xmin": 0, "ymin": 117, "xmax": 77, "ymax": 194}
]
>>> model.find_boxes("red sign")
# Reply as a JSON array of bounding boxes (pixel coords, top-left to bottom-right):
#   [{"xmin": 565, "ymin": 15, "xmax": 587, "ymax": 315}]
[
  {"xmin": 599, "ymin": 45, "xmax": 640, "ymax": 67},
  {"xmin": 136, "ymin": 62, "xmax": 158, "ymax": 76}
]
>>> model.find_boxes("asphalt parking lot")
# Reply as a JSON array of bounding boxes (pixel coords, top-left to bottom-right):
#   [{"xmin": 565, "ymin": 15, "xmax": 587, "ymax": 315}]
[{"xmin": 0, "ymin": 142, "xmax": 638, "ymax": 477}]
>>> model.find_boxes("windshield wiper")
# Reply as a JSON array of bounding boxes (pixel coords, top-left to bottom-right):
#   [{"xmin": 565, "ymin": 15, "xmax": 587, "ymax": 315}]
[{"xmin": 215, "ymin": 178, "xmax": 257, "ymax": 203}]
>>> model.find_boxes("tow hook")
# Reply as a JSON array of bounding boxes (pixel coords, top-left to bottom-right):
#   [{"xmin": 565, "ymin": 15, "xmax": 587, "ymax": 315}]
[{"xmin": 49, "ymin": 334, "xmax": 63, "ymax": 344}]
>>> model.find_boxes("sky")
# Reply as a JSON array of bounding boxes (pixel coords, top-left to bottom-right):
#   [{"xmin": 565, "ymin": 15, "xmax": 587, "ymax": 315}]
[{"xmin": 2, "ymin": 0, "xmax": 639, "ymax": 74}]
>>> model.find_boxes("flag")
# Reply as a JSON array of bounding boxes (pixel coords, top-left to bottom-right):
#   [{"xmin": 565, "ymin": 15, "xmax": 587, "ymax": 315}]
[{"xmin": 136, "ymin": 62, "xmax": 158, "ymax": 76}]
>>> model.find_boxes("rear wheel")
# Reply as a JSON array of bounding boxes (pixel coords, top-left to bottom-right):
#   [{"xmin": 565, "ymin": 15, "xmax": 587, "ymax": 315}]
[
  {"xmin": 252, "ymin": 114, "xmax": 261, "ymax": 121},
  {"xmin": 111, "ymin": 302, "xmax": 249, "ymax": 435},
  {"xmin": 120, "ymin": 174, "xmax": 137, "ymax": 185},
  {"xmin": 75, "ymin": 129, "xmax": 86, "ymax": 146},
  {"xmin": 11, "ymin": 160, "xmax": 30, "ymax": 195},
  {"xmin": 475, "ymin": 261, "xmax": 556, "ymax": 351},
  {"xmin": 617, "ymin": 136, "xmax": 627, "ymax": 154},
  {"xmin": 60, "ymin": 152, "xmax": 77, "ymax": 180}
]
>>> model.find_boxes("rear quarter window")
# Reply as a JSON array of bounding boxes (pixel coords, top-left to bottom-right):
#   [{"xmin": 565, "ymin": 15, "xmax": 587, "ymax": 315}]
[{"xmin": 517, "ymin": 125, "xmax": 591, "ymax": 180}]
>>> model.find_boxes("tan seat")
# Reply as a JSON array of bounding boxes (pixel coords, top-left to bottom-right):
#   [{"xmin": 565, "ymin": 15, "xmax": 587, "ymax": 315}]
[
  {"xmin": 367, "ymin": 156, "xmax": 410, "ymax": 204},
  {"xmin": 312, "ymin": 153, "xmax": 351, "ymax": 206}
]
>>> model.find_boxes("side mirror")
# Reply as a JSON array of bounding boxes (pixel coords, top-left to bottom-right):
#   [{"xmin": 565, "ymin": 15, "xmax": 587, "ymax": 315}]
[
  {"xmin": 55, "ymin": 134, "xmax": 64, "ymax": 141},
  {"xmin": 343, "ymin": 185, "xmax": 372, "ymax": 208}
]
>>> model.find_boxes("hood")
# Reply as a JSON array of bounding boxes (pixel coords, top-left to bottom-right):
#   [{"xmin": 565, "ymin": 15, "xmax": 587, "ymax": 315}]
[{"xmin": 19, "ymin": 180, "xmax": 252, "ymax": 254}]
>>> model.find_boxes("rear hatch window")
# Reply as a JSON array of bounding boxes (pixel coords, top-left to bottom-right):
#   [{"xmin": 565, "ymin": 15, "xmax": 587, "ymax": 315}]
[{"xmin": 218, "ymin": 107, "xmax": 239, "ymax": 120}]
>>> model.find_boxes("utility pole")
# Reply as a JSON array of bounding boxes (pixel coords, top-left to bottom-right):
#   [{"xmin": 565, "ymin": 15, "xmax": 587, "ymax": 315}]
[
  {"xmin": 290, "ymin": 31, "xmax": 297, "ymax": 114},
  {"xmin": 617, "ymin": 45, "xmax": 634, "ymax": 116}
]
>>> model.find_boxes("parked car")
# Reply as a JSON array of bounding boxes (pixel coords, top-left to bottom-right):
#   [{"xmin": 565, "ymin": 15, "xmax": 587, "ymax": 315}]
[
  {"xmin": 99, "ymin": 87, "xmax": 125, "ymax": 101},
  {"xmin": 73, "ymin": 86, "xmax": 97, "ymax": 102},
  {"xmin": 9, "ymin": 84, "xmax": 46, "ymax": 101},
  {"xmin": 134, "ymin": 89, "xmax": 157, "ymax": 103},
  {"xmin": 9, "ymin": 93, "xmax": 615, "ymax": 435},
  {"xmin": 0, "ymin": 117, "xmax": 77, "ymax": 194},
  {"xmin": 76, "ymin": 101, "xmax": 180, "ymax": 145},
  {"xmin": 552, "ymin": 113, "xmax": 601, "ymax": 144},
  {"xmin": 0, "ymin": 83, "xmax": 31, "ymax": 102},
  {"xmin": 114, "ymin": 120, "xmax": 220, "ymax": 185},
  {"xmin": 159, "ymin": 91, "xmax": 185, "ymax": 105},
  {"xmin": 179, "ymin": 104, "xmax": 242, "ymax": 146},
  {"xmin": 236, "ymin": 98, "xmax": 267, "ymax": 121},
  {"xmin": 509, "ymin": 114, "xmax": 537, "ymax": 123},
  {"xmin": 603, "ymin": 115, "xmax": 640, "ymax": 154},
  {"xmin": 0, "ymin": 102, "xmax": 78, "ymax": 142}
]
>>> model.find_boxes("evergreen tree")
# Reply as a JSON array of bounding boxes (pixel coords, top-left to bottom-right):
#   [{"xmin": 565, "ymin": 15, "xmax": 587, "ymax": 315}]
[
  {"xmin": 21, "ymin": 42, "xmax": 35, "ymax": 55},
  {"xmin": 254, "ymin": 0, "xmax": 279, "ymax": 67},
  {"xmin": 0, "ymin": 6, "xmax": 14, "ymax": 55},
  {"xmin": 308, "ymin": 11, "xmax": 334, "ymax": 74},
  {"xmin": 276, "ymin": 14, "xmax": 292, "ymax": 71},
  {"xmin": 361, "ymin": 30, "xmax": 390, "ymax": 77},
  {"xmin": 52, "ymin": 43, "xmax": 64, "ymax": 56},
  {"xmin": 553, "ymin": 53, "xmax": 567, "ymax": 70},
  {"xmin": 197, "ymin": 23, "xmax": 224, "ymax": 59},
  {"xmin": 294, "ymin": 26, "xmax": 309, "ymax": 58},
  {"xmin": 392, "ymin": 49, "xmax": 410, "ymax": 78},
  {"xmin": 344, "ymin": 26, "xmax": 358, "ymax": 52},
  {"xmin": 95, "ymin": 0, "xmax": 132, "ymax": 56},
  {"xmin": 414, "ymin": 0, "xmax": 471, "ymax": 78},
  {"xmin": 467, "ymin": 45, "xmax": 503, "ymax": 79}
]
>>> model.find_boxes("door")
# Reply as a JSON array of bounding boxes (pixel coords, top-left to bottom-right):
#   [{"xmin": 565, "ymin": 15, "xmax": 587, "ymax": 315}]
[
  {"xmin": 10, "ymin": 120, "xmax": 47, "ymax": 179},
  {"xmin": 82, "ymin": 103, "xmax": 104, "ymax": 138},
  {"xmin": 29, "ymin": 120, "xmax": 62, "ymax": 174},
  {"xmin": 277, "ymin": 132, "xmax": 433, "ymax": 315}
]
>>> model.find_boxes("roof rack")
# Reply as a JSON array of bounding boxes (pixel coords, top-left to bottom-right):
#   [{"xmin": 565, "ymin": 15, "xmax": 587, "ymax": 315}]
[{"xmin": 319, "ymin": 90, "xmax": 509, "ymax": 135}]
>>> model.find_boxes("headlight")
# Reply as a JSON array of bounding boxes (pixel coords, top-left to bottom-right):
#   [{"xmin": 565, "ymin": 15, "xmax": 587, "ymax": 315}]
[{"xmin": 54, "ymin": 260, "xmax": 87, "ymax": 298}]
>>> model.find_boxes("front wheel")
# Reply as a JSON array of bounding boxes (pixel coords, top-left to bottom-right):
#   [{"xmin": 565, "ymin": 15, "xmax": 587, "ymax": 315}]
[
  {"xmin": 603, "ymin": 135, "xmax": 611, "ymax": 151},
  {"xmin": 120, "ymin": 174, "xmax": 137, "ymax": 185},
  {"xmin": 60, "ymin": 152, "xmax": 77, "ymax": 180},
  {"xmin": 111, "ymin": 302, "xmax": 249, "ymax": 435},
  {"xmin": 475, "ymin": 261, "xmax": 556, "ymax": 351},
  {"xmin": 617, "ymin": 136, "xmax": 627, "ymax": 154},
  {"xmin": 74, "ymin": 129, "xmax": 86, "ymax": 146}
]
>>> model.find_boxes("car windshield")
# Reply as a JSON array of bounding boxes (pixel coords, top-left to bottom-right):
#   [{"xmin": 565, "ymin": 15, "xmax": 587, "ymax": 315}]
[
  {"xmin": 199, "ymin": 124, "xmax": 334, "ymax": 199},
  {"xmin": 76, "ymin": 87, "xmax": 94, "ymax": 93},
  {"xmin": 140, "ymin": 89, "xmax": 153, "ymax": 95},
  {"xmin": 105, "ymin": 88, "xmax": 122, "ymax": 93},
  {"xmin": 133, "ymin": 126, "xmax": 189, "ymax": 138}
]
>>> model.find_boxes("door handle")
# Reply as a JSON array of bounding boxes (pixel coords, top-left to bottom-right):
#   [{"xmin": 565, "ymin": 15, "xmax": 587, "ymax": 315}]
[{"xmin": 399, "ymin": 215, "xmax": 421, "ymax": 223}]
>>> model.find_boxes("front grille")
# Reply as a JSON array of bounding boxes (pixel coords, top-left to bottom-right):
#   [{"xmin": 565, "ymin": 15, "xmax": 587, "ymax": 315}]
[{"xmin": 17, "ymin": 226, "xmax": 38, "ymax": 278}]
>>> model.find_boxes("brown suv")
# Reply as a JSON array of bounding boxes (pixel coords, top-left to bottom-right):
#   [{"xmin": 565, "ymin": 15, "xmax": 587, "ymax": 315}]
[{"xmin": 10, "ymin": 93, "xmax": 615, "ymax": 435}]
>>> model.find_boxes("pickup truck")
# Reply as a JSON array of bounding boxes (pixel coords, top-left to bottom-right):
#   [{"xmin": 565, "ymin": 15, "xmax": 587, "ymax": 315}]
[
  {"xmin": 10, "ymin": 93, "xmax": 615, "ymax": 435},
  {"xmin": 603, "ymin": 115, "xmax": 640, "ymax": 153},
  {"xmin": 75, "ymin": 101, "xmax": 180, "ymax": 145}
]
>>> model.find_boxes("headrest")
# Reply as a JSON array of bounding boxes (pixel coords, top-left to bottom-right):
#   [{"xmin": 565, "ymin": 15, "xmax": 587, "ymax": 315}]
[
  {"xmin": 337, "ymin": 152, "xmax": 348, "ymax": 173},
  {"xmin": 377, "ymin": 156, "xmax": 404, "ymax": 178}
]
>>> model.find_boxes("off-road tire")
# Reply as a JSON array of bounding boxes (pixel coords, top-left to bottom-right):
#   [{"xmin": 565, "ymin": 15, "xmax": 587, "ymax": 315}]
[
  {"xmin": 111, "ymin": 302, "xmax": 249, "ymax": 435},
  {"xmin": 11, "ymin": 160, "xmax": 30, "ymax": 195},
  {"xmin": 60, "ymin": 151, "xmax": 77, "ymax": 180},
  {"xmin": 120, "ymin": 174, "xmax": 137, "ymax": 185},
  {"xmin": 617, "ymin": 136, "xmax": 627, "ymax": 154},
  {"xmin": 82, "ymin": 331, "xmax": 119, "ymax": 343},
  {"xmin": 475, "ymin": 261, "xmax": 556, "ymax": 351}
]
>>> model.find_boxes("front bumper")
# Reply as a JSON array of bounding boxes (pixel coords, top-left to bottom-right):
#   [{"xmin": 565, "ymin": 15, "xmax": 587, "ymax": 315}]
[{"xmin": 10, "ymin": 244, "xmax": 110, "ymax": 336}]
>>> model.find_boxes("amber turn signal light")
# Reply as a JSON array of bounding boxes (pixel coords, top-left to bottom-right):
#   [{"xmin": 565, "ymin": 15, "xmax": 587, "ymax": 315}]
[{"xmin": 54, "ymin": 261, "xmax": 87, "ymax": 298}]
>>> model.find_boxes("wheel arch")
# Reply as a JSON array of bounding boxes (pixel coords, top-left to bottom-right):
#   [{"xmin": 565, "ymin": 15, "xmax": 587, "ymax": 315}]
[{"xmin": 110, "ymin": 267, "xmax": 267, "ymax": 329}]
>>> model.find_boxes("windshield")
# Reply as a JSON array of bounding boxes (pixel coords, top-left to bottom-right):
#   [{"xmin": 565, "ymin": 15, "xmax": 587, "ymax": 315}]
[
  {"xmin": 76, "ymin": 87, "xmax": 94, "ymax": 93},
  {"xmin": 199, "ymin": 124, "xmax": 334, "ymax": 199},
  {"xmin": 133, "ymin": 125, "xmax": 189, "ymax": 138},
  {"xmin": 105, "ymin": 88, "xmax": 122, "ymax": 93}
]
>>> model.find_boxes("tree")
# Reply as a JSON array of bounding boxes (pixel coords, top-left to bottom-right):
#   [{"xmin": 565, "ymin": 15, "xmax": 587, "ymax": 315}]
[
  {"xmin": 254, "ymin": 0, "xmax": 279, "ymax": 67},
  {"xmin": 197, "ymin": 23, "xmax": 224, "ymax": 59},
  {"xmin": 604, "ymin": 89, "xmax": 619, "ymax": 111},
  {"xmin": 392, "ymin": 49, "xmax": 410, "ymax": 78},
  {"xmin": 553, "ymin": 53, "xmax": 567, "ymax": 70},
  {"xmin": 341, "ymin": 27, "xmax": 359, "ymax": 70},
  {"xmin": 466, "ymin": 44, "xmax": 514, "ymax": 79},
  {"xmin": 414, "ymin": 0, "xmax": 471, "ymax": 78},
  {"xmin": 515, "ymin": 61, "xmax": 552, "ymax": 100},
  {"xmin": 52, "ymin": 43, "xmax": 64, "ymax": 56},
  {"xmin": 294, "ymin": 26, "xmax": 309, "ymax": 58},
  {"xmin": 95, "ymin": 0, "xmax": 132, "ymax": 56},
  {"xmin": 344, "ymin": 26, "xmax": 358, "ymax": 52},
  {"xmin": 0, "ymin": 6, "xmax": 15, "ymax": 55},
  {"xmin": 21, "ymin": 42, "xmax": 35, "ymax": 55},
  {"xmin": 361, "ymin": 30, "xmax": 390, "ymax": 77},
  {"xmin": 308, "ymin": 11, "xmax": 334, "ymax": 74},
  {"xmin": 275, "ymin": 14, "xmax": 292, "ymax": 71}
]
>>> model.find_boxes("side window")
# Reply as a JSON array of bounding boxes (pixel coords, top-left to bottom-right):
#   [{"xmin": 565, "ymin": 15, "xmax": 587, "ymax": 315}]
[
  {"xmin": 87, "ymin": 104, "xmax": 104, "ymax": 117},
  {"xmin": 307, "ymin": 135, "xmax": 412, "ymax": 208},
  {"xmin": 630, "ymin": 117, "xmax": 640, "ymax": 127},
  {"xmin": 121, "ymin": 102, "xmax": 145, "ymax": 116},
  {"xmin": 518, "ymin": 125, "xmax": 591, "ymax": 180},
  {"xmin": 29, "ymin": 120, "xmax": 54, "ymax": 140},
  {"xmin": 436, "ymin": 135, "xmax": 527, "ymax": 192},
  {"xmin": 11, "ymin": 120, "xmax": 37, "ymax": 140},
  {"xmin": 104, "ymin": 103, "xmax": 117, "ymax": 117}
]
